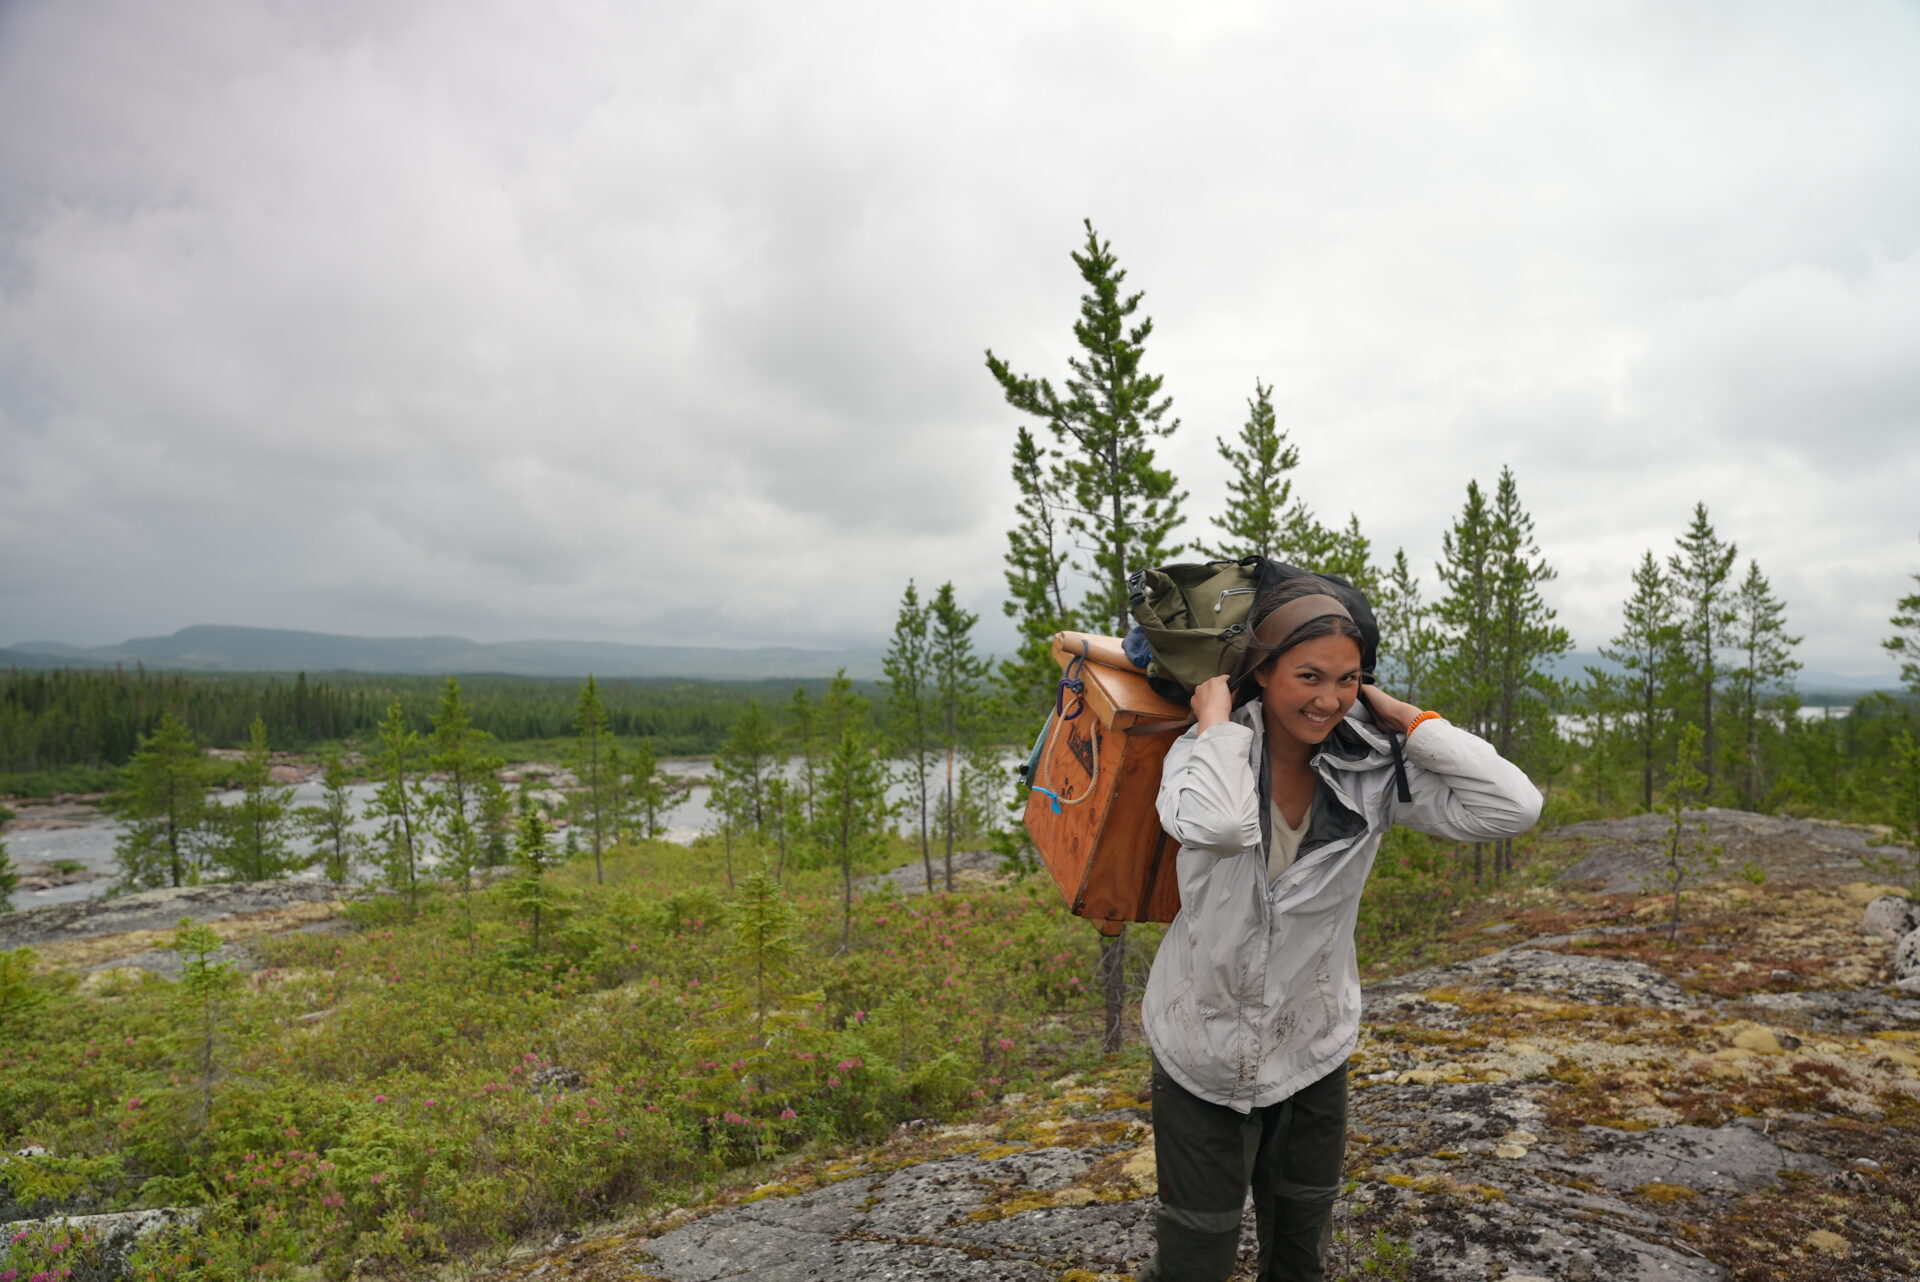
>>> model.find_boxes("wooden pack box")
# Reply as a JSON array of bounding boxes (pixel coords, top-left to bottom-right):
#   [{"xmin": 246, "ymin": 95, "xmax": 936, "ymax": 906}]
[{"xmin": 1023, "ymin": 639, "xmax": 1193, "ymax": 934}]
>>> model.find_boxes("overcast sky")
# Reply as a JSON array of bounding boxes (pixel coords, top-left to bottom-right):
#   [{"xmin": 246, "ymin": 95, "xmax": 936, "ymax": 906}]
[{"xmin": 3, "ymin": 1, "xmax": 1916, "ymax": 678}]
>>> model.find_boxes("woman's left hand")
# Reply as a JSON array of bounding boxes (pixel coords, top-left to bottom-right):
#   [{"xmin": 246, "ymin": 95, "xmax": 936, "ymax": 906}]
[{"xmin": 1360, "ymin": 685, "xmax": 1423, "ymax": 735}]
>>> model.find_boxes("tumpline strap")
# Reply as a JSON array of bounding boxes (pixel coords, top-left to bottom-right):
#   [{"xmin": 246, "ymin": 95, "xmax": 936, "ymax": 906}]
[{"xmin": 1356, "ymin": 687, "xmax": 1413, "ymax": 803}]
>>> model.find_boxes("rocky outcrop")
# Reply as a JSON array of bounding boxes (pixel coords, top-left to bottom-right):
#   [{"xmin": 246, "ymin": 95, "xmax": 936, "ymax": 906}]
[
  {"xmin": 0, "ymin": 878, "xmax": 346, "ymax": 952},
  {"xmin": 479, "ymin": 819, "xmax": 1920, "ymax": 1282}
]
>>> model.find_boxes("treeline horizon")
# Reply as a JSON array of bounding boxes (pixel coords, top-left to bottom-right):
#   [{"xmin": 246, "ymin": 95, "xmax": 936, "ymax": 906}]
[{"xmin": 0, "ymin": 667, "xmax": 890, "ymax": 784}]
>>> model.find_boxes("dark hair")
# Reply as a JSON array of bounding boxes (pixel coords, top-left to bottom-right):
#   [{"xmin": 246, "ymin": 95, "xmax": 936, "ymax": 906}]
[{"xmin": 1234, "ymin": 578, "xmax": 1366, "ymax": 684}]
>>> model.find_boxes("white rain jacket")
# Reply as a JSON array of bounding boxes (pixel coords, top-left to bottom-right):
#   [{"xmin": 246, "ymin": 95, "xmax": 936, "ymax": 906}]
[{"xmin": 1143, "ymin": 698, "xmax": 1542, "ymax": 1112}]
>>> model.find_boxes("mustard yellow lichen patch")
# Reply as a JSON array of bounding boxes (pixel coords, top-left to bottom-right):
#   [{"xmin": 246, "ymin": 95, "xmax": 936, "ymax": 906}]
[{"xmin": 1633, "ymin": 1182, "xmax": 1700, "ymax": 1203}]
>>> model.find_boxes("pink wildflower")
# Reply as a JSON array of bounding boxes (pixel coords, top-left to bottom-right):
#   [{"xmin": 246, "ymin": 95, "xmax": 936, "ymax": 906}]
[{"xmin": 779, "ymin": 1108, "xmax": 797, "ymax": 1120}]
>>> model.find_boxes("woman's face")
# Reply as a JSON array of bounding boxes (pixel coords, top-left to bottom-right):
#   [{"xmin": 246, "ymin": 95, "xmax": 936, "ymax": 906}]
[{"xmin": 1255, "ymin": 632, "xmax": 1364, "ymax": 747}]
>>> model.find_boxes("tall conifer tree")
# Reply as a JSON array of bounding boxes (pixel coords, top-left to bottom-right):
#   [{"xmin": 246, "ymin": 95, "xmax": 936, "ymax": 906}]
[
  {"xmin": 1667, "ymin": 502, "xmax": 1739, "ymax": 800},
  {"xmin": 207, "ymin": 717, "xmax": 296, "ymax": 882},
  {"xmin": 881, "ymin": 581, "xmax": 935, "ymax": 891},
  {"xmin": 1432, "ymin": 480, "xmax": 1498, "ymax": 740},
  {"xmin": 1485, "ymin": 468, "xmax": 1572, "ymax": 770},
  {"xmin": 929, "ymin": 581, "xmax": 989, "ymax": 892},
  {"xmin": 987, "ymin": 219, "xmax": 1188, "ymax": 637},
  {"xmin": 111, "ymin": 710, "xmax": 208, "ymax": 890},
  {"xmin": 1726, "ymin": 560, "xmax": 1801, "ymax": 809},
  {"xmin": 1594, "ymin": 552, "xmax": 1683, "ymax": 812},
  {"xmin": 998, "ymin": 426, "xmax": 1076, "ymax": 716},
  {"xmin": 571, "ymin": 676, "xmax": 616, "ymax": 884},
  {"xmin": 988, "ymin": 220, "xmax": 1188, "ymax": 1053},
  {"xmin": 295, "ymin": 744, "xmax": 362, "ymax": 884},
  {"xmin": 1376, "ymin": 548, "xmax": 1440, "ymax": 706},
  {"xmin": 369, "ymin": 701, "xmax": 426, "ymax": 916},
  {"xmin": 431, "ymin": 678, "xmax": 503, "ymax": 944}
]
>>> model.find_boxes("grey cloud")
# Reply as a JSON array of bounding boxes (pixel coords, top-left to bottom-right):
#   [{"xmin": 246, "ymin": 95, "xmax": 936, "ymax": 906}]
[{"xmin": 3, "ymin": 0, "xmax": 1918, "ymax": 676}]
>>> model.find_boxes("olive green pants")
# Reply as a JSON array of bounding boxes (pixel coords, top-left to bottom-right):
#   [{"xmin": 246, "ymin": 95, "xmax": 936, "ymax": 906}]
[{"xmin": 1134, "ymin": 1057, "xmax": 1347, "ymax": 1282}]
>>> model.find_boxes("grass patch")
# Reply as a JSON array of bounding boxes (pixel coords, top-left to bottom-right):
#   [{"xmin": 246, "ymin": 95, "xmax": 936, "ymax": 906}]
[{"xmin": 0, "ymin": 837, "xmax": 1133, "ymax": 1280}]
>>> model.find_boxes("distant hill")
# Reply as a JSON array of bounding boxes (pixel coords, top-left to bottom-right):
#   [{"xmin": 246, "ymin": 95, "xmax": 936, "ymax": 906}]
[
  {"xmin": 5, "ymin": 624, "xmax": 886, "ymax": 680},
  {"xmin": 6, "ymin": 627, "xmax": 1899, "ymax": 695}
]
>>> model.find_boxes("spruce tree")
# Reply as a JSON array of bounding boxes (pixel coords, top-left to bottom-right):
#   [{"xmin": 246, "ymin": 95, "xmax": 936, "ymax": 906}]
[
  {"xmin": 624, "ymin": 737, "xmax": 669, "ymax": 842},
  {"xmin": 571, "ymin": 676, "xmax": 616, "ymax": 884},
  {"xmin": 369, "ymin": 701, "xmax": 426, "ymax": 916},
  {"xmin": 1203, "ymin": 380, "xmax": 1297, "ymax": 561},
  {"xmin": 111, "ymin": 710, "xmax": 208, "ymax": 890},
  {"xmin": 295, "ymin": 744, "xmax": 362, "ymax": 884},
  {"xmin": 1375, "ymin": 548, "xmax": 1440, "ymax": 706},
  {"xmin": 504, "ymin": 796, "xmax": 570, "ymax": 956},
  {"xmin": 1431, "ymin": 479, "xmax": 1500, "ymax": 881},
  {"xmin": 430, "ymin": 678, "xmax": 503, "ymax": 945},
  {"xmin": 1595, "ymin": 551, "xmax": 1683, "ymax": 812},
  {"xmin": 1431, "ymin": 479, "xmax": 1499, "ymax": 740},
  {"xmin": 929, "ymin": 581, "xmax": 989, "ymax": 892},
  {"xmin": 1667, "ymin": 502, "xmax": 1739, "ymax": 800},
  {"xmin": 881, "ymin": 581, "xmax": 935, "ymax": 891},
  {"xmin": 987, "ymin": 219, "xmax": 1187, "ymax": 639},
  {"xmin": 786, "ymin": 686, "xmax": 821, "ymax": 830},
  {"xmin": 812, "ymin": 698, "xmax": 890, "ymax": 952},
  {"xmin": 730, "ymin": 866, "xmax": 801, "ymax": 1045},
  {"xmin": 988, "ymin": 220, "xmax": 1188, "ymax": 1053},
  {"xmin": 1888, "ymin": 537, "xmax": 1920, "ymax": 695},
  {"xmin": 715, "ymin": 700, "xmax": 777, "ymax": 840},
  {"xmin": 998, "ymin": 425, "xmax": 1077, "ymax": 716},
  {"xmin": 207, "ymin": 717, "xmax": 296, "ymax": 882},
  {"xmin": 169, "ymin": 920, "xmax": 240, "ymax": 1143},
  {"xmin": 1485, "ymin": 468, "xmax": 1572, "ymax": 770},
  {"xmin": 1725, "ymin": 560, "xmax": 1802, "ymax": 809}
]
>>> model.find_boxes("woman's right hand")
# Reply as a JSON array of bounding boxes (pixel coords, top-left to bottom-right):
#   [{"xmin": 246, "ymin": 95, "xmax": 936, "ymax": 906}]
[{"xmin": 1191, "ymin": 674, "xmax": 1232, "ymax": 732}]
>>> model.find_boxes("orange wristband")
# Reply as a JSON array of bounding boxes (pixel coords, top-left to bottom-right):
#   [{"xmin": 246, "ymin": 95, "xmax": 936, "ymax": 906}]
[{"xmin": 1405, "ymin": 710, "xmax": 1441, "ymax": 736}]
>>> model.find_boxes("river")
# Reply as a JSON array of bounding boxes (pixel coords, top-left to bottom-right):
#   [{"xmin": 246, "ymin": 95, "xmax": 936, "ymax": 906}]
[{"xmin": 3, "ymin": 752, "xmax": 1018, "ymax": 911}]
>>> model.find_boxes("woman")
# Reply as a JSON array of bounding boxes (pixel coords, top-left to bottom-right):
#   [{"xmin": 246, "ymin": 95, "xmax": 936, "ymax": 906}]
[{"xmin": 1127, "ymin": 578, "xmax": 1542, "ymax": 1282}]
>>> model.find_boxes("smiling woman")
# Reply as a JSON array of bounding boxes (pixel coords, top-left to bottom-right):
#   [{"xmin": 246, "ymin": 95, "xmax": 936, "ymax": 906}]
[{"xmin": 1137, "ymin": 578, "xmax": 1542, "ymax": 1282}]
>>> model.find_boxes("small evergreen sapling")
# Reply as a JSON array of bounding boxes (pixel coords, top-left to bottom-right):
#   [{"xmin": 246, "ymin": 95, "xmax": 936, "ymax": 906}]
[
  {"xmin": 504, "ymin": 797, "xmax": 572, "ymax": 956},
  {"xmin": 1660, "ymin": 725, "xmax": 1719, "ymax": 944},
  {"xmin": 169, "ymin": 919, "xmax": 240, "ymax": 1142}
]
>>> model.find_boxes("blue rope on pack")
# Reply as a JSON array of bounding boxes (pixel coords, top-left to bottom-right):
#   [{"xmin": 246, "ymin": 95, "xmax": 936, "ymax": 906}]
[
  {"xmin": 1057, "ymin": 643, "xmax": 1088, "ymax": 721},
  {"xmin": 1030, "ymin": 785, "xmax": 1063, "ymax": 814}
]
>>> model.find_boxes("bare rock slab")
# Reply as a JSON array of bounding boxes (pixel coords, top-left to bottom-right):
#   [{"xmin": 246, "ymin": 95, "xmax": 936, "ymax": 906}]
[
  {"xmin": 0, "ymin": 879, "xmax": 344, "ymax": 950},
  {"xmin": 1370, "ymin": 946, "xmax": 1695, "ymax": 1014},
  {"xmin": 1549, "ymin": 1122, "xmax": 1830, "ymax": 1195}
]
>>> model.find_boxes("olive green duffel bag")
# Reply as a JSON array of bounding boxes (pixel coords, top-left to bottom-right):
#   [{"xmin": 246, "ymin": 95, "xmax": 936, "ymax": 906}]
[{"xmin": 1125, "ymin": 556, "xmax": 1382, "ymax": 698}]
